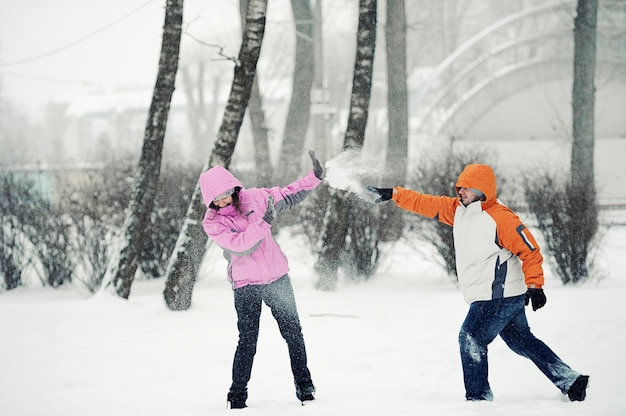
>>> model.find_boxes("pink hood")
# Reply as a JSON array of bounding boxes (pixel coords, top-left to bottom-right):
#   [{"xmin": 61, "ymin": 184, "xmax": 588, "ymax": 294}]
[{"xmin": 199, "ymin": 166, "xmax": 243, "ymax": 206}]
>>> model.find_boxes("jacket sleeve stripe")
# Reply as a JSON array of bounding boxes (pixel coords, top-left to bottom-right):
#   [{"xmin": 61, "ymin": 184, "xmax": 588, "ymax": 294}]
[{"xmin": 516, "ymin": 225, "xmax": 537, "ymax": 251}]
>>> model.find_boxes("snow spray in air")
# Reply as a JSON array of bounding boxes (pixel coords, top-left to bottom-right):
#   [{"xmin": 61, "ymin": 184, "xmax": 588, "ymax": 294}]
[{"xmin": 324, "ymin": 149, "xmax": 387, "ymax": 203}]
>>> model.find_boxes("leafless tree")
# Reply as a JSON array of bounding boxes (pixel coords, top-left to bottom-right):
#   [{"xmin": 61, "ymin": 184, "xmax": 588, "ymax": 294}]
[
  {"xmin": 571, "ymin": 0, "xmax": 597, "ymax": 193},
  {"xmin": 275, "ymin": 0, "xmax": 315, "ymax": 184},
  {"xmin": 240, "ymin": 0, "xmax": 272, "ymax": 187},
  {"xmin": 163, "ymin": 0, "xmax": 268, "ymax": 310},
  {"xmin": 379, "ymin": 0, "xmax": 408, "ymax": 242},
  {"xmin": 385, "ymin": 0, "xmax": 408, "ymax": 183},
  {"xmin": 568, "ymin": 0, "xmax": 599, "ymax": 282},
  {"xmin": 525, "ymin": 0, "xmax": 600, "ymax": 285},
  {"xmin": 315, "ymin": 0, "xmax": 378, "ymax": 290},
  {"xmin": 180, "ymin": 62, "xmax": 224, "ymax": 163},
  {"xmin": 105, "ymin": 0, "xmax": 184, "ymax": 299},
  {"xmin": 522, "ymin": 1, "xmax": 600, "ymax": 285}
]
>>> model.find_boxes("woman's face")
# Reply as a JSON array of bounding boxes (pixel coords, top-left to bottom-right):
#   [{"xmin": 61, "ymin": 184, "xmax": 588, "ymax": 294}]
[{"xmin": 213, "ymin": 194, "xmax": 233, "ymax": 208}]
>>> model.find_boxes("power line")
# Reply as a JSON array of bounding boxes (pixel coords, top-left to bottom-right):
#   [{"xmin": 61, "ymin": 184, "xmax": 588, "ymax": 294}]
[{"xmin": 0, "ymin": 0, "xmax": 158, "ymax": 68}]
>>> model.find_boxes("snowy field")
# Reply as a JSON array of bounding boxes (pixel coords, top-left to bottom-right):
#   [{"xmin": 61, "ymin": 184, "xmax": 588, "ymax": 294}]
[{"xmin": 1, "ymin": 223, "xmax": 625, "ymax": 416}]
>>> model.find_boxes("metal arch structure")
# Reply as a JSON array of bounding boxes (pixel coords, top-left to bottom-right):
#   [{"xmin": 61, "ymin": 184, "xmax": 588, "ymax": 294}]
[{"xmin": 413, "ymin": 0, "xmax": 626, "ymax": 138}]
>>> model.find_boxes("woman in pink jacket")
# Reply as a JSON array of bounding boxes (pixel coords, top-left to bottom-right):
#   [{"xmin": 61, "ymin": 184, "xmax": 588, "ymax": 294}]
[{"xmin": 199, "ymin": 151, "xmax": 324, "ymax": 409}]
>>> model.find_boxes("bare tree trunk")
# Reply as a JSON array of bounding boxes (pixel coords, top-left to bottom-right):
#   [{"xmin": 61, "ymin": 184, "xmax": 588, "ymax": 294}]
[
  {"xmin": 385, "ymin": 0, "xmax": 408, "ymax": 183},
  {"xmin": 311, "ymin": 0, "xmax": 327, "ymax": 161},
  {"xmin": 276, "ymin": 0, "xmax": 315, "ymax": 183},
  {"xmin": 343, "ymin": 0, "xmax": 377, "ymax": 150},
  {"xmin": 240, "ymin": 0, "xmax": 271, "ymax": 186},
  {"xmin": 181, "ymin": 66, "xmax": 203, "ymax": 146},
  {"xmin": 181, "ymin": 63, "xmax": 225, "ymax": 164},
  {"xmin": 315, "ymin": 0, "xmax": 377, "ymax": 290},
  {"xmin": 380, "ymin": 0, "xmax": 408, "ymax": 242},
  {"xmin": 572, "ymin": 0, "xmax": 597, "ymax": 188},
  {"xmin": 181, "ymin": 63, "xmax": 207, "ymax": 160},
  {"xmin": 569, "ymin": 0, "xmax": 598, "ymax": 283},
  {"xmin": 105, "ymin": 0, "xmax": 184, "ymax": 299},
  {"xmin": 163, "ymin": 0, "xmax": 267, "ymax": 310}
]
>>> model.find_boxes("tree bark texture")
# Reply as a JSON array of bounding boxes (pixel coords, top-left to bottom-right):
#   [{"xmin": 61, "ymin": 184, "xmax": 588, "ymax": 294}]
[
  {"xmin": 571, "ymin": 0, "xmax": 597, "ymax": 188},
  {"xmin": 181, "ymin": 62, "xmax": 219, "ymax": 162},
  {"xmin": 380, "ymin": 0, "xmax": 408, "ymax": 243},
  {"xmin": 276, "ymin": 0, "xmax": 315, "ymax": 183},
  {"xmin": 107, "ymin": 0, "xmax": 184, "ymax": 299},
  {"xmin": 344, "ymin": 0, "xmax": 377, "ymax": 149},
  {"xmin": 568, "ymin": 0, "xmax": 598, "ymax": 283},
  {"xmin": 315, "ymin": 0, "xmax": 377, "ymax": 290},
  {"xmin": 240, "ymin": 0, "xmax": 271, "ymax": 187},
  {"xmin": 385, "ymin": 0, "xmax": 408, "ymax": 184},
  {"xmin": 163, "ymin": 0, "xmax": 267, "ymax": 310}
]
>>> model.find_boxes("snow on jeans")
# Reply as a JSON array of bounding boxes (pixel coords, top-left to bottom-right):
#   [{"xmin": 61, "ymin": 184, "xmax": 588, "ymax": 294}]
[
  {"xmin": 230, "ymin": 274, "xmax": 312, "ymax": 393},
  {"xmin": 459, "ymin": 294, "xmax": 581, "ymax": 400}
]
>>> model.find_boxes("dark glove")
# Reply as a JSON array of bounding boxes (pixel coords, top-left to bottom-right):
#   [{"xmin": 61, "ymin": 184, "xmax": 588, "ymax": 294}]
[
  {"xmin": 367, "ymin": 185, "xmax": 393, "ymax": 203},
  {"xmin": 525, "ymin": 288, "xmax": 547, "ymax": 311},
  {"xmin": 263, "ymin": 195, "xmax": 276, "ymax": 225},
  {"xmin": 308, "ymin": 149, "xmax": 324, "ymax": 179}
]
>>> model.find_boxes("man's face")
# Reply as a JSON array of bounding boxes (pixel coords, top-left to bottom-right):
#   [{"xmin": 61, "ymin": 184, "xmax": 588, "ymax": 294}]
[{"xmin": 458, "ymin": 187, "xmax": 481, "ymax": 206}]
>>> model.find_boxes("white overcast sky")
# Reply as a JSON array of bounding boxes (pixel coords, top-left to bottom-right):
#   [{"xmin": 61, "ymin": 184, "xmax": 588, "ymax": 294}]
[{"xmin": 0, "ymin": 0, "xmax": 244, "ymax": 121}]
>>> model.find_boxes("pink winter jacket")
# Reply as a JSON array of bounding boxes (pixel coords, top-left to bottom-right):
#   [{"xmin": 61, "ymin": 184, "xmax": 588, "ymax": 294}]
[{"xmin": 199, "ymin": 166, "xmax": 321, "ymax": 289}]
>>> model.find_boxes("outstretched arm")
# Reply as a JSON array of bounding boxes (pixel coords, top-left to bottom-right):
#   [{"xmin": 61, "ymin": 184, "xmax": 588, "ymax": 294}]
[{"xmin": 269, "ymin": 150, "xmax": 324, "ymax": 214}]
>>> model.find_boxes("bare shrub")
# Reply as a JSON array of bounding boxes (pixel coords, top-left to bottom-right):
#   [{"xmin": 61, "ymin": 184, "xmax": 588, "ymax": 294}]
[
  {"xmin": 73, "ymin": 216, "xmax": 111, "ymax": 293},
  {"xmin": 0, "ymin": 218, "xmax": 23, "ymax": 290},
  {"xmin": 0, "ymin": 174, "xmax": 30, "ymax": 289},
  {"xmin": 0, "ymin": 173, "xmax": 52, "ymax": 289},
  {"xmin": 23, "ymin": 207, "xmax": 75, "ymax": 287},
  {"xmin": 524, "ymin": 172, "xmax": 599, "ymax": 284},
  {"xmin": 59, "ymin": 161, "xmax": 198, "ymax": 291},
  {"xmin": 59, "ymin": 161, "xmax": 134, "ymax": 292},
  {"xmin": 140, "ymin": 163, "xmax": 197, "ymax": 279},
  {"xmin": 343, "ymin": 194, "xmax": 380, "ymax": 280},
  {"xmin": 1, "ymin": 160, "xmax": 198, "ymax": 293}
]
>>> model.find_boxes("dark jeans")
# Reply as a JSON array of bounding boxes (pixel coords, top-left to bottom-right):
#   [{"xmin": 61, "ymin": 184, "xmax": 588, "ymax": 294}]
[
  {"xmin": 459, "ymin": 294, "xmax": 580, "ymax": 400},
  {"xmin": 230, "ymin": 275, "xmax": 312, "ymax": 393}
]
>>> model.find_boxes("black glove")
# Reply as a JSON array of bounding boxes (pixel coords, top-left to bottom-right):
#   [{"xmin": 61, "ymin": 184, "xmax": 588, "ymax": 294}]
[
  {"xmin": 263, "ymin": 195, "xmax": 276, "ymax": 225},
  {"xmin": 525, "ymin": 288, "xmax": 547, "ymax": 311},
  {"xmin": 367, "ymin": 185, "xmax": 393, "ymax": 203},
  {"xmin": 308, "ymin": 150, "xmax": 324, "ymax": 179}
]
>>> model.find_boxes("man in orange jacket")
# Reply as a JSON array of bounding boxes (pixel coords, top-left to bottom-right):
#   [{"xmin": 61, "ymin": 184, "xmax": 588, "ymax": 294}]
[{"xmin": 368, "ymin": 163, "xmax": 589, "ymax": 402}]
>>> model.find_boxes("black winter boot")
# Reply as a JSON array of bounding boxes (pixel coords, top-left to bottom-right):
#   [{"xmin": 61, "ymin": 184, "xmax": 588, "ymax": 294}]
[
  {"xmin": 295, "ymin": 380, "xmax": 315, "ymax": 402},
  {"xmin": 227, "ymin": 390, "xmax": 248, "ymax": 409},
  {"xmin": 567, "ymin": 375, "xmax": 589, "ymax": 401}
]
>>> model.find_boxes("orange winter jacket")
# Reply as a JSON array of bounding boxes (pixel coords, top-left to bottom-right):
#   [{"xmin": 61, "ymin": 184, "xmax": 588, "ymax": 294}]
[{"xmin": 393, "ymin": 164, "xmax": 544, "ymax": 304}]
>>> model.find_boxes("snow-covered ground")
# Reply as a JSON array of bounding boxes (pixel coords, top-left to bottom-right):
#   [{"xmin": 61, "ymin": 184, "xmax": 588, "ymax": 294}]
[{"xmin": 1, "ymin": 223, "xmax": 625, "ymax": 416}]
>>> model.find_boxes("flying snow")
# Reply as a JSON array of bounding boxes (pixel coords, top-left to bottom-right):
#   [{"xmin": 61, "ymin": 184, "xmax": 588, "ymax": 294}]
[{"xmin": 324, "ymin": 149, "xmax": 388, "ymax": 202}]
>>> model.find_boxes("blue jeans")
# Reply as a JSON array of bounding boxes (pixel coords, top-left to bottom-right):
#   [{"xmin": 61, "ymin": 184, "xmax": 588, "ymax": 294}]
[
  {"xmin": 230, "ymin": 275, "xmax": 312, "ymax": 393},
  {"xmin": 459, "ymin": 294, "xmax": 580, "ymax": 400}
]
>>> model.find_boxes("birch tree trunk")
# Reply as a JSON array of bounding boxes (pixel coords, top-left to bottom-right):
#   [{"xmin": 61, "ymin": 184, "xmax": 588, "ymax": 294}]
[
  {"xmin": 163, "ymin": 0, "xmax": 267, "ymax": 310},
  {"xmin": 315, "ymin": 0, "xmax": 377, "ymax": 290},
  {"xmin": 105, "ymin": 0, "xmax": 184, "ymax": 299},
  {"xmin": 240, "ymin": 0, "xmax": 271, "ymax": 187}
]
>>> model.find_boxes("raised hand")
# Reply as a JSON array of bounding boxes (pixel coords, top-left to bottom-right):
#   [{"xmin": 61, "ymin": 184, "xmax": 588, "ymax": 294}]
[
  {"xmin": 263, "ymin": 195, "xmax": 276, "ymax": 224},
  {"xmin": 308, "ymin": 150, "xmax": 324, "ymax": 179}
]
